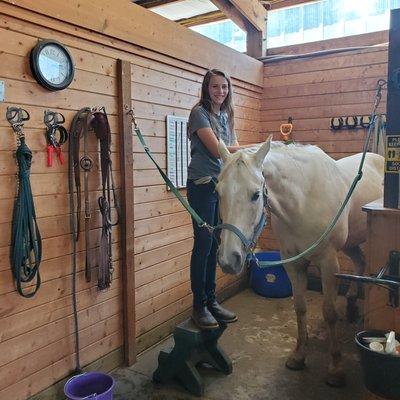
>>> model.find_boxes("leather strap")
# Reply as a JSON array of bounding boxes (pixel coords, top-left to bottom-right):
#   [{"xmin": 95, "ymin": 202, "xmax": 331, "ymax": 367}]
[
  {"xmin": 69, "ymin": 108, "xmax": 94, "ymax": 282},
  {"xmin": 69, "ymin": 107, "xmax": 118, "ymax": 289},
  {"xmin": 92, "ymin": 109, "xmax": 119, "ymax": 290}
]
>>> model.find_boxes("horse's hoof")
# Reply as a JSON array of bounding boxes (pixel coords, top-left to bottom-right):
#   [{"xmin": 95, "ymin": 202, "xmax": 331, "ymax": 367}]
[
  {"xmin": 326, "ymin": 371, "xmax": 346, "ymax": 387},
  {"xmin": 285, "ymin": 357, "xmax": 305, "ymax": 371},
  {"xmin": 346, "ymin": 297, "xmax": 359, "ymax": 323}
]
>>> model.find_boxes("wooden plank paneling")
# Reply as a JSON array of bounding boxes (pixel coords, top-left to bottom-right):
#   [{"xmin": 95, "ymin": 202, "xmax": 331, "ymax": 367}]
[
  {"xmin": 259, "ymin": 42, "xmax": 388, "ymax": 276},
  {"xmin": 1, "ymin": 0, "xmax": 263, "ymax": 86},
  {"xmin": 363, "ymin": 201, "xmax": 400, "ymax": 400},
  {"xmin": 0, "ymin": 3, "xmax": 263, "ymax": 398},
  {"xmin": 0, "ymin": 12, "xmax": 125, "ymax": 399}
]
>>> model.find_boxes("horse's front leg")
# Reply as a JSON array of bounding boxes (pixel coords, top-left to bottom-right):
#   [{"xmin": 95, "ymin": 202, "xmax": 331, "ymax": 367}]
[
  {"xmin": 283, "ymin": 258, "xmax": 309, "ymax": 371},
  {"xmin": 319, "ymin": 250, "xmax": 346, "ymax": 387}
]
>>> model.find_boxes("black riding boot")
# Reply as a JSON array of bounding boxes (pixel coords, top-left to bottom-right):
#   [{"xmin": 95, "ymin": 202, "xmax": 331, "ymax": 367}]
[
  {"xmin": 192, "ymin": 305, "xmax": 219, "ymax": 330},
  {"xmin": 207, "ymin": 300, "xmax": 238, "ymax": 323}
]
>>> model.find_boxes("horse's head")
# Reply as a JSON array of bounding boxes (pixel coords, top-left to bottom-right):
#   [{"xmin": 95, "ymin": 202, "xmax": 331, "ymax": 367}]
[{"xmin": 216, "ymin": 136, "xmax": 272, "ymax": 275}]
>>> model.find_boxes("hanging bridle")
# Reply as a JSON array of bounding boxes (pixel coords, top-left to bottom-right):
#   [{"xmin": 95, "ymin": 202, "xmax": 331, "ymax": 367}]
[{"xmin": 69, "ymin": 107, "xmax": 119, "ymax": 289}]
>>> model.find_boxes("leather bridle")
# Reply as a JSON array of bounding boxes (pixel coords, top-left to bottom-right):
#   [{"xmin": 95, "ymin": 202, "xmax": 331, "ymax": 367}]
[{"xmin": 69, "ymin": 107, "xmax": 119, "ymax": 290}]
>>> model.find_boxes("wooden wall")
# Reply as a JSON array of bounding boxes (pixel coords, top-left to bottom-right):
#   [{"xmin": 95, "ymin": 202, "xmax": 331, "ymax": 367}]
[
  {"xmin": 258, "ymin": 32, "xmax": 389, "ymax": 272},
  {"xmin": 0, "ymin": 2, "xmax": 263, "ymax": 399},
  {"xmin": 130, "ymin": 57, "xmax": 263, "ymax": 352}
]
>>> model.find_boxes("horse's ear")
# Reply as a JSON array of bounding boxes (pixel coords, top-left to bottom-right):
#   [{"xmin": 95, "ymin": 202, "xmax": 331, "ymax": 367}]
[
  {"xmin": 254, "ymin": 134, "xmax": 272, "ymax": 167},
  {"xmin": 218, "ymin": 139, "xmax": 231, "ymax": 162}
]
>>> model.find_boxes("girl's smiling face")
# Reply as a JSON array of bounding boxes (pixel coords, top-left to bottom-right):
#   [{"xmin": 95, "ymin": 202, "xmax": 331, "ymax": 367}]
[{"xmin": 208, "ymin": 75, "xmax": 229, "ymax": 110}]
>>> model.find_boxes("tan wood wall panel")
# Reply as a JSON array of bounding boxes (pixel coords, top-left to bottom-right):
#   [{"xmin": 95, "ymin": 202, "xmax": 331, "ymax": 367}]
[
  {"xmin": 131, "ymin": 56, "xmax": 262, "ymax": 347},
  {"xmin": 0, "ymin": 0, "xmax": 263, "ymax": 86},
  {"xmin": 0, "ymin": 4, "xmax": 262, "ymax": 398},
  {"xmin": 258, "ymin": 44, "xmax": 388, "ymax": 276}
]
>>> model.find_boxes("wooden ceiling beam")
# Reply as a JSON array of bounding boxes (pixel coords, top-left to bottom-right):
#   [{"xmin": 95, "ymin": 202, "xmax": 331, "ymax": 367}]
[
  {"xmin": 209, "ymin": 0, "xmax": 248, "ymax": 33},
  {"xmin": 178, "ymin": 10, "xmax": 227, "ymax": 27},
  {"xmin": 229, "ymin": 0, "xmax": 267, "ymax": 32},
  {"xmin": 210, "ymin": 0, "xmax": 266, "ymax": 58},
  {"xmin": 267, "ymin": 0, "xmax": 312, "ymax": 10},
  {"xmin": 133, "ymin": 0, "xmax": 181, "ymax": 9}
]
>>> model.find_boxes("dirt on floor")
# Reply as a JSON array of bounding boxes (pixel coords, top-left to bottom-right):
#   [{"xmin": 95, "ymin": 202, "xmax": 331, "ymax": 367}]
[{"xmin": 111, "ymin": 289, "xmax": 366, "ymax": 400}]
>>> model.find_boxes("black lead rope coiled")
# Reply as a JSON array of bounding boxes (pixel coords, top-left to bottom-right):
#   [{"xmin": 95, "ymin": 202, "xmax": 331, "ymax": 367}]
[{"xmin": 11, "ymin": 137, "xmax": 42, "ymax": 297}]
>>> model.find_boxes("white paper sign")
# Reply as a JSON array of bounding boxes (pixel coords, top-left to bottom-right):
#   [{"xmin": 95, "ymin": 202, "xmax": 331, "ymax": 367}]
[{"xmin": 166, "ymin": 115, "xmax": 190, "ymax": 189}]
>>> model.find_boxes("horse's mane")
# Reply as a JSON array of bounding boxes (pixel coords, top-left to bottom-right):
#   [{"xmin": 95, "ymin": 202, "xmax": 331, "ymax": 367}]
[{"xmin": 219, "ymin": 141, "xmax": 332, "ymax": 181}]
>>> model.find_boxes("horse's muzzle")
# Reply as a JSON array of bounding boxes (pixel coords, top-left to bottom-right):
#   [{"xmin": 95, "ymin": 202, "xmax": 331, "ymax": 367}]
[{"xmin": 218, "ymin": 250, "xmax": 243, "ymax": 275}]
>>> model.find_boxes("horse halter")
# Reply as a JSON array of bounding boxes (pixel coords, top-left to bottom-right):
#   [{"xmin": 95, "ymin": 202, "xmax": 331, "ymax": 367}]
[{"xmin": 212, "ymin": 183, "xmax": 269, "ymax": 265}]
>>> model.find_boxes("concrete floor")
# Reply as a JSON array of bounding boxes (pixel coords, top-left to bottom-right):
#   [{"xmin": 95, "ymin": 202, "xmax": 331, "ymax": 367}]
[{"xmin": 112, "ymin": 289, "xmax": 364, "ymax": 400}]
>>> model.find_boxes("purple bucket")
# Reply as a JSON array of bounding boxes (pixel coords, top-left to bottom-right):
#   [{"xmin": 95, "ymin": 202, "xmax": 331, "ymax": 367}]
[{"xmin": 64, "ymin": 372, "xmax": 115, "ymax": 400}]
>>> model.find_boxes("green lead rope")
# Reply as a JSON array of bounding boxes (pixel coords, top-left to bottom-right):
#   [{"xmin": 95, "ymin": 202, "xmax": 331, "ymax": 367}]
[
  {"xmin": 134, "ymin": 125, "xmax": 206, "ymax": 227},
  {"xmin": 11, "ymin": 137, "xmax": 42, "ymax": 297}
]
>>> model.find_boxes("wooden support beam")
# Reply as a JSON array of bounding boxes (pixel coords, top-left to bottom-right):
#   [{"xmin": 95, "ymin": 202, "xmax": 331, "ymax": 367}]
[
  {"xmin": 229, "ymin": 0, "xmax": 266, "ymax": 32},
  {"xmin": 133, "ymin": 0, "xmax": 180, "ymax": 8},
  {"xmin": 178, "ymin": 10, "xmax": 226, "ymax": 27},
  {"xmin": 268, "ymin": 0, "xmax": 311, "ymax": 10},
  {"xmin": 384, "ymin": 8, "xmax": 400, "ymax": 209},
  {"xmin": 209, "ymin": 0, "xmax": 247, "ymax": 32},
  {"xmin": 210, "ymin": 0, "xmax": 266, "ymax": 58},
  {"xmin": 117, "ymin": 59, "xmax": 136, "ymax": 366},
  {"xmin": 246, "ymin": 24, "xmax": 265, "ymax": 59}
]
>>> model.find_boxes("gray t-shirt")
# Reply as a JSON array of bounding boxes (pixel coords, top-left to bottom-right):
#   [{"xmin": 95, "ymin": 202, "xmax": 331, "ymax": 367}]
[{"xmin": 187, "ymin": 105, "xmax": 236, "ymax": 180}]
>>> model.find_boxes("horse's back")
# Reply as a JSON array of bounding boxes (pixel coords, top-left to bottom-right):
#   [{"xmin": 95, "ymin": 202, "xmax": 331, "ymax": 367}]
[{"xmin": 336, "ymin": 152, "xmax": 384, "ymax": 247}]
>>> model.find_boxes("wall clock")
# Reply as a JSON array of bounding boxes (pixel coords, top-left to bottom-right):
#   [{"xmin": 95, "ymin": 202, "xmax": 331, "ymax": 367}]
[{"xmin": 30, "ymin": 39, "xmax": 75, "ymax": 91}]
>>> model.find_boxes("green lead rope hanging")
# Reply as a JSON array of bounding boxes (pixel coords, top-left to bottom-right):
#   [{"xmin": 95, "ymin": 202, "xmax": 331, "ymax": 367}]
[{"xmin": 11, "ymin": 136, "xmax": 42, "ymax": 298}]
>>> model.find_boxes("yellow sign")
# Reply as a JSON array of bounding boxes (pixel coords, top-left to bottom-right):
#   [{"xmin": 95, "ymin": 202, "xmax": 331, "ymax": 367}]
[{"xmin": 385, "ymin": 135, "xmax": 400, "ymax": 173}]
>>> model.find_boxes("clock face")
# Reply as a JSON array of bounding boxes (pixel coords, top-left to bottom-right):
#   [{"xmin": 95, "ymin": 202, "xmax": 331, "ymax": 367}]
[
  {"xmin": 30, "ymin": 40, "xmax": 74, "ymax": 91},
  {"xmin": 38, "ymin": 44, "xmax": 71, "ymax": 86}
]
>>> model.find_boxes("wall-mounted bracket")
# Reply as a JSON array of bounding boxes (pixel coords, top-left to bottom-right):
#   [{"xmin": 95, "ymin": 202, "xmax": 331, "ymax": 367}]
[{"xmin": 335, "ymin": 250, "xmax": 400, "ymax": 308}]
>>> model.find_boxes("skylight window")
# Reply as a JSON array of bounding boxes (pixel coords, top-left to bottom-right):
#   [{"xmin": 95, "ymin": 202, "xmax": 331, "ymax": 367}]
[
  {"xmin": 150, "ymin": 0, "xmax": 218, "ymax": 21},
  {"xmin": 190, "ymin": 20, "xmax": 246, "ymax": 53},
  {"xmin": 267, "ymin": 0, "xmax": 400, "ymax": 49}
]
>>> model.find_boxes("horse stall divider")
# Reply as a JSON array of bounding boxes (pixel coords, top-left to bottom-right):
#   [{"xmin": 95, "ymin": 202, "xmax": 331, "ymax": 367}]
[{"xmin": 117, "ymin": 59, "xmax": 136, "ymax": 366}]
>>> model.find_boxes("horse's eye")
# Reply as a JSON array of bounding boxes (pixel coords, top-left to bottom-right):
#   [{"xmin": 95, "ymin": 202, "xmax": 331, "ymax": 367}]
[{"xmin": 251, "ymin": 192, "xmax": 260, "ymax": 202}]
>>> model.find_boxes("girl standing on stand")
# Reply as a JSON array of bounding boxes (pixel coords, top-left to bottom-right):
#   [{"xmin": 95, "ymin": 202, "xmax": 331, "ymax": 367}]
[{"xmin": 187, "ymin": 69, "xmax": 254, "ymax": 329}]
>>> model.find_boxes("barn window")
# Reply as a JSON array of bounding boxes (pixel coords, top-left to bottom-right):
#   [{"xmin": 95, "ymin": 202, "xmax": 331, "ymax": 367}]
[
  {"xmin": 267, "ymin": 0, "xmax": 400, "ymax": 49},
  {"xmin": 146, "ymin": 0, "xmax": 246, "ymax": 52},
  {"xmin": 190, "ymin": 20, "xmax": 246, "ymax": 53}
]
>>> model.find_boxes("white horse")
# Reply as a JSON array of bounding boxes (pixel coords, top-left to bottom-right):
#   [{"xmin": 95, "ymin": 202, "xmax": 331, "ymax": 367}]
[{"xmin": 216, "ymin": 136, "xmax": 384, "ymax": 386}]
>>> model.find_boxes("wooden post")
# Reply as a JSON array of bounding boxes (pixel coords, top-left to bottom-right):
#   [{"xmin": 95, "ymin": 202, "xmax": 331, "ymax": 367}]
[
  {"xmin": 210, "ymin": 0, "xmax": 267, "ymax": 58},
  {"xmin": 363, "ymin": 200, "xmax": 400, "ymax": 400},
  {"xmin": 117, "ymin": 59, "xmax": 136, "ymax": 366},
  {"xmin": 246, "ymin": 24, "xmax": 264, "ymax": 59},
  {"xmin": 384, "ymin": 8, "xmax": 400, "ymax": 209}
]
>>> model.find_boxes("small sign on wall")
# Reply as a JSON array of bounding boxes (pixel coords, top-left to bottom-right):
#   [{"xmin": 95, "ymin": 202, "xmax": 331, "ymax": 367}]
[
  {"xmin": 385, "ymin": 135, "xmax": 400, "ymax": 173},
  {"xmin": 166, "ymin": 115, "xmax": 190, "ymax": 189}
]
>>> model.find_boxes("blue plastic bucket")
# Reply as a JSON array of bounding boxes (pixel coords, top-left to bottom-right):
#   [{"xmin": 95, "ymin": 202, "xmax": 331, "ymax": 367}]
[
  {"xmin": 64, "ymin": 372, "xmax": 115, "ymax": 400},
  {"xmin": 250, "ymin": 251, "xmax": 292, "ymax": 298}
]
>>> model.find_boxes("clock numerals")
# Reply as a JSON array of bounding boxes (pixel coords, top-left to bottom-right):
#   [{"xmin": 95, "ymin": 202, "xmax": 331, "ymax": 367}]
[{"xmin": 30, "ymin": 40, "xmax": 74, "ymax": 91}]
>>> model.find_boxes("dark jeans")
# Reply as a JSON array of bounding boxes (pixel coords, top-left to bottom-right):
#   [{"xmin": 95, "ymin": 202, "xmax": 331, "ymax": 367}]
[{"xmin": 187, "ymin": 179, "xmax": 219, "ymax": 308}]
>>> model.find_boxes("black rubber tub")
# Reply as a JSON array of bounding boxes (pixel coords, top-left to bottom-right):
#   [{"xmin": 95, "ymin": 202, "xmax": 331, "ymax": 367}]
[{"xmin": 355, "ymin": 330, "xmax": 400, "ymax": 400}]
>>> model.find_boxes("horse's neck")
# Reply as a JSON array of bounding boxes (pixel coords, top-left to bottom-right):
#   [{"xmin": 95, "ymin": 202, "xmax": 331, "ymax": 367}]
[{"xmin": 263, "ymin": 145, "xmax": 336, "ymax": 224}]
